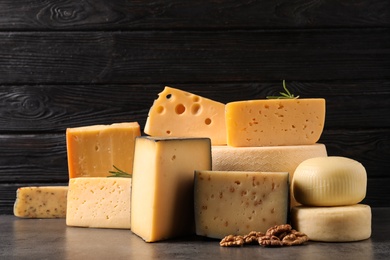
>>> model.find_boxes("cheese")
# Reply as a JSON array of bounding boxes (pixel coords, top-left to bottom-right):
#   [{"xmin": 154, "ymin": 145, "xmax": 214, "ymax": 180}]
[
  {"xmin": 212, "ymin": 144, "xmax": 327, "ymax": 207},
  {"xmin": 66, "ymin": 177, "xmax": 131, "ymax": 229},
  {"xmin": 66, "ymin": 122, "xmax": 140, "ymax": 178},
  {"xmin": 14, "ymin": 186, "xmax": 68, "ymax": 218},
  {"xmin": 292, "ymin": 156, "xmax": 367, "ymax": 206},
  {"xmin": 291, "ymin": 204, "xmax": 371, "ymax": 242},
  {"xmin": 225, "ymin": 98, "xmax": 325, "ymax": 147},
  {"xmin": 131, "ymin": 136, "xmax": 212, "ymax": 242},
  {"xmin": 144, "ymin": 86, "xmax": 226, "ymax": 145},
  {"xmin": 194, "ymin": 170, "xmax": 289, "ymax": 239}
]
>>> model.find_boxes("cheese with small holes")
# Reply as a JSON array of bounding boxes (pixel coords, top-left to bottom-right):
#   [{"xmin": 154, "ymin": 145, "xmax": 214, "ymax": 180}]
[
  {"xmin": 131, "ymin": 136, "xmax": 212, "ymax": 242},
  {"xmin": 66, "ymin": 177, "xmax": 131, "ymax": 229},
  {"xmin": 144, "ymin": 86, "xmax": 226, "ymax": 145},
  {"xmin": 212, "ymin": 144, "xmax": 327, "ymax": 207},
  {"xmin": 292, "ymin": 156, "xmax": 367, "ymax": 206},
  {"xmin": 225, "ymin": 98, "xmax": 325, "ymax": 147},
  {"xmin": 194, "ymin": 170, "xmax": 289, "ymax": 239},
  {"xmin": 14, "ymin": 186, "xmax": 68, "ymax": 218},
  {"xmin": 291, "ymin": 204, "xmax": 371, "ymax": 242},
  {"xmin": 66, "ymin": 122, "xmax": 140, "ymax": 178}
]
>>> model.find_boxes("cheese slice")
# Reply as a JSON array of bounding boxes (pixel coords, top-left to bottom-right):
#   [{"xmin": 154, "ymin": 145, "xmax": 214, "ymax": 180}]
[
  {"xmin": 14, "ymin": 186, "xmax": 68, "ymax": 218},
  {"xmin": 212, "ymin": 144, "xmax": 327, "ymax": 207},
  {"xmin": 144, "ymin": 86, "xmax": 226, "ymax": 145},
  {"xmin": 225, "ymin": 98, "xmax": 325, "ymax": 147},
  {"xmin": 291, "ymin": 204, "xmax": 371, "ymax": 242},
  {"xmin": 66, "ymin": 177, "xmax": 131, "ymax": 229},
  {"xmin": 292, "ymin": 156, "xmax": 367, "ymax": 206},
  {"xmin": 66, "ymin": 122, "xmax": 141, "ymax": 178},
  {"xmin": 194, "ymin": 170, "xmax": 289, "ymax": 239},
  {"xmin": 131, "ymin": 136, "xmax": 212, "ymax": 242}
]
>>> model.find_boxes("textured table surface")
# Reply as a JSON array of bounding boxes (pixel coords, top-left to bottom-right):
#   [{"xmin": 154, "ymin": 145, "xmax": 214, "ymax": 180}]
[{"xmin": 1, "ymin": 207, "xmax": 389, "ymax": 260}]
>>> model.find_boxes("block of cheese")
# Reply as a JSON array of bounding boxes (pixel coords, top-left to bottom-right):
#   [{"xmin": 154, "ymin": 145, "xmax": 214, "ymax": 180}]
[
  {"xmin": 66, "ymin": 177, "xmax": 131, "ymax": 229},
  {"xmin": 14, "ymin": 186, "xmax": 68, "ymax": 218},
  {"xmin": 144, "ymin": 86, "xmax": 226, "ymax": 145},
  {"xmin": 292, "ymin": 156, "xmax": 367, "ymax": 206},
  {"xmin": 131, "ymin": 136, "xmax": 212, "ymax": 242},
  {"xmin": 212, "ymin": 144, "xmax": 327, "ymax": 207},
  {"xmin": 66, "ymin": 122, "xmax": 141, "ymax": 178},
  {"xmin": 291, "ymin": 204, "xmax": 371, "ymax": 242},
  {"xmin": 194, "ymin": 170, "xmax": 289, "ymax": 239},
  {"xmin": 225, "ymin": 98, "xmax": 325, "ymax": 147}
]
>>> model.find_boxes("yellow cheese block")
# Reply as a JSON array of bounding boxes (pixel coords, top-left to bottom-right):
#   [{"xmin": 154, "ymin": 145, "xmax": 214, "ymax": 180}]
[
  {"xmin": 66, "ymin": 177, "xmax": 131, "ymax": 229},
  {"xmin": 212, "ymin": 144, "xmax": 327, "ymax": 207},
  {"xmin": 291, "ymin": 204, "xmax": 371, "ymax": 242},
  {"xmin": 194, "ymin": 170, "xmax": 289, "ymax": 239},
  {"xmin": 225, "ymin": 98, "xmax": 325, "ymax": 147},
  {"xmin": 144, "ymin": 86, "xmax": 226, "ymax": 145},
  {"xmin": 131, "ymin": 136, "xmax": 212, "ymax": 242},
  {"xmin": 292, "ymin": 156, "xmax": 367, "ymax": 206},
  {"xmin": 66, "ymin": 122, "xmax": 140, "ymax": 178},
  {"xmin": 14, "ymin": 186, "xmax": 68, "ymax": 218}
]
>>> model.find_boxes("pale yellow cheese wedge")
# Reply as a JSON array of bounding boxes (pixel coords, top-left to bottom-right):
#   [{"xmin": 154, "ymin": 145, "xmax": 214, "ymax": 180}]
[
  {"xmin": 66, "ymin": 122, "xmax": 140, "ymax": 178},
  {"xmin": 194, "ymin": 170, "xmax": 289, "ymax": 239},
  {"xmin": 292, "ymin": 156, "xmax": 367, "ymax": 206},
  {"xmin": 66, "ymin": 177, "xmax": 131, "ymax": 229},
  {"xmin": 144, "ymin": 86, "xmax": 226, "ymax": 145},
  {"xmin": 131, "ymin": 136, "xmax": 212, "ymax": 242},
  {"xmin": 14, "ymin": 186, "xmax": 68, "ymax": 218},
  {"xmin": 291, "ymin": 204, "xmax": 371, "ymax": 242},
  {"xmin": 225, "ymin": 98, "xmax": 325, "ymax": 147}
]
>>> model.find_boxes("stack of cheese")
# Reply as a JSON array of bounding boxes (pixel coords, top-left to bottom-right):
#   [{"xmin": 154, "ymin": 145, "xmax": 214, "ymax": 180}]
[{"xmin": 291, "ymin": 156, "xmax": 371, "ymax": 242}]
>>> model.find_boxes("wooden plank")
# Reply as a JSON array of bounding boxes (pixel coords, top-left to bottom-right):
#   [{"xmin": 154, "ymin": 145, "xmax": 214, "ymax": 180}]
[
  {"xmin": 0, "ymin": 29, "xmax": 389, "ymax": 84},
  {"xmin": 0, "ymin": 0, "xmax": 388, "ymax": 30}
]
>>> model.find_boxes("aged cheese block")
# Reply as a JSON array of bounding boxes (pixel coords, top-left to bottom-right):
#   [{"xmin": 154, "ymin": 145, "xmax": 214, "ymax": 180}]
[
  {"xmin": 291, "ymin": 204, "xmax": 371, "ymax": 242},
  {"xmin": 212, "ymin": 144, "xmax": 327, "ymax": 207},
  {"xmin": 194, "ymin": 170, "xmax": 289, "ymax": 239},
  {"xmin": 66, "ymin": 122, "xmax": 141, "ymax": 178},
  {"xmin": 14, "ymin": 186, "xmax": 68, "ymax": 218},
  {"xmin": 225, "ymin": 98, "xmax": 325, "ymax": 147},
  {"xmin": 66, "ymin": 177, "xmax": 131, "ymax": 229},
  {"xmin": 292, "ymin": 156, "xmax": 367, "ymax": 206},
  {"xmin": 144, "ymin": 86, "xmax": 226, "ymax": 145},
  {"xmin": 131, "ymin": 136, "xmax": 212, "ymax": 242}
]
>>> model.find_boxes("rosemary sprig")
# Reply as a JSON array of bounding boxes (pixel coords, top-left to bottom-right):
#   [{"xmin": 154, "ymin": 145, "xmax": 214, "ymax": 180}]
[
  {"xmin": 266, "ymin": 80, "xmax": 299, "ymax": 99},
  {"xmin": 108, "ymin": 165, "xmax": 132, "ymax": 178}
]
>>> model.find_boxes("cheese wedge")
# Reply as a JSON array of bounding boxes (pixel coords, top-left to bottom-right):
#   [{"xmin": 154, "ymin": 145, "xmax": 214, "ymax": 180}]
[
  {"xmin": 194, "ymin": 170, "xmax": 289, "ymax": 239},
  {"xmin": 225, "ymin": 98, "xmax": 325, "ymax": 147},
  {"xmin": 291, "ymin": 204, "xmax": 371, "ymax": 242},
  {"xmin": 66, "ymin": 177, "xmax": 131, "ymax": 229},
  {"xmin": 292, "ymin": 156, "xmax": 367, "ymax": 206},
  {"xmin": 66, "ymin": 122, "xmax": 140, "ymax": 178},
  {"xmin": 14, "ymin": 186, "xmax": 68, "ymax": 218},
  {"xmin": 131, "ymin": 136, "xmax": 212, "ymax": 242},
  {"xmin": 144, "ymin": 86, "xmax": 226, "ymax": 145}
]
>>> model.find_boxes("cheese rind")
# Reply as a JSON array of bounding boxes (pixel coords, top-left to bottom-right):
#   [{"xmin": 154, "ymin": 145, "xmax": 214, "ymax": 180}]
[
  {"xmin": 14, "ymin": 186, "xmax": 68, "ymax": 218},
  {"xmin": 144, "ymin": 86, "xmax": 227, "ymax": 145},
  {"xmin": 194, "ymin": 170, "xmax": 289, "ymax": 239},
  {"xmin": 212, "ymin": 144, "xmax": 327, "ymax": 207},
  {"xmin": 66, "ymin": 177, "xmax": 131, "ymax": 229},
  {"xmin": 292, "ymin": 156, "xmax": 367, "ymax": 206},
  {"xmin": 225, "ymin": 98, "xmax": 325, "ymax": 147},
  {"xmin": 291, "ymin": 204, "xmax": 371, "ymax": 242},
  {"xmin": 66, "ymin": 122, "xmax": 140, "ymax": 178},
  {"xmin": 131, "ymin": 136, "xmax": 212, "ymax": 242}
]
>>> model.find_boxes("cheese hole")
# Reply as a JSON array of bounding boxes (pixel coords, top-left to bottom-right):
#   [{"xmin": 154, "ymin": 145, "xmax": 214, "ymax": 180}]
[
  {"xmin": 192, "ymin": 96, "xmax": 200, "ymax": 102},
  {"xmin": 191, "ymin": 104, "xmax": 201, "ymax": 115},
  {"xmin": 175, "ymin": 104, "xmax": 186, "ymax": 114},
  {"xmin": 166, "ymin": 130, "xmax": 171, "ymax": 135},
  {"xmin": 156, "ymin": 106, "xmax": 164, "ymax": 114},
  {"xmin": 205, "ymin": 118, "xmax": 212, "ymax": 125},
  {"xmin": 95, "ymin": 145, "xmax": 100, "ymax": 151},
  {"xmin": 165, "ymin": 94, "xmax": 172, "ymax": 99}
]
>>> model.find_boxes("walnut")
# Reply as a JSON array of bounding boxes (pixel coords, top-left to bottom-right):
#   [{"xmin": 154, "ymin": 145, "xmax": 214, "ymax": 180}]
[
  {"xmin": 243, "ymin": 231, "xmax": 265, "ymax": 244},
  {"xmin": 220, "ymin": 235, "xmax": 245, "ymax": 247}
]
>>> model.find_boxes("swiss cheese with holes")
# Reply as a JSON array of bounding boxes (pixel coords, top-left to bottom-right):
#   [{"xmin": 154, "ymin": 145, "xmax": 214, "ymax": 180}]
[{"xmin": 144, "ymin": 86, "xmax": 226, "ymax": 145}]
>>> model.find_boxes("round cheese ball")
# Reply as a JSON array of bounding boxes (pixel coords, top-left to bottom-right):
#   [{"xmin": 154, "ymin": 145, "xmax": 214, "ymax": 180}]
[{"xmin": 292, "ymin": 156, "xmax": 367, "ymax": 206}]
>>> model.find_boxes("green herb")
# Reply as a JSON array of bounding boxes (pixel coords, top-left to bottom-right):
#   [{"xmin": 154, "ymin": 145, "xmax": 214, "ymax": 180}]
[
  {"xmin": 108, "ymin": 165, "xmax": 132, "ymax": 178},
  {"xmin": 266, "ymin": 80, "xmax": 299, "ymax": 99}
]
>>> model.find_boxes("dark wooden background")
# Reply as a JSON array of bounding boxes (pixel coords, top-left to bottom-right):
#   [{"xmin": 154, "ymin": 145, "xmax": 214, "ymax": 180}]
[{"xmin": 0, "ymin": 1, "xmax": 389, "ymax": 214}]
